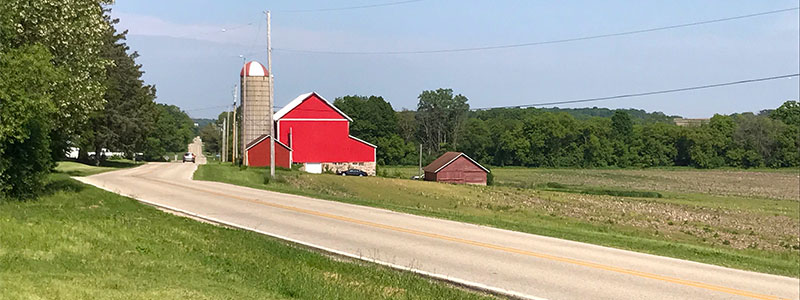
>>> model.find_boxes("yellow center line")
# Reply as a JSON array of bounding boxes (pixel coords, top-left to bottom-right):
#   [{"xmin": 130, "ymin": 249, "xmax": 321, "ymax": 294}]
[{"xmin": 134, "ymin": 170, "xmax": 788, "ymax": 300}]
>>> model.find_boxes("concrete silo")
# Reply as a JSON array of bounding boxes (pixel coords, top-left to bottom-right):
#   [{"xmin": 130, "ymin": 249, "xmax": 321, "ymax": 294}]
[{"xmin": 240, "ymin": 61, "xmax": 271, "ymax": 165}]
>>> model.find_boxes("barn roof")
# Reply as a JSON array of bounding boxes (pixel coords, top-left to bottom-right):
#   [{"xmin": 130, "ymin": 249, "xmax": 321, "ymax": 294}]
[
  {"xmin": 245, "ymin": 134, "xmax": 291, "ymax": 151},
  {"xmin": 422, "ymin": 152, "xmax": 490, "ymax": 173},
  {"xmin": 350, "ymin": 135, "xmax": 377, "ymax": 148},
  {"xmin": 240, "ymin": 61, "xmax": 269, "ymax": 77},
  {"xmin": 273, "ymin": 92, "xmax": 353, "ymax": 122}
]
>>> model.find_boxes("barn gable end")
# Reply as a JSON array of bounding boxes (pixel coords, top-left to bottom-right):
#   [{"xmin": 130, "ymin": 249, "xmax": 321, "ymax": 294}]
[
  {"xmin": 273, "ymin": 92, "xmax": 377, "ymax": 175},
  {"xmin": 274, "ymin": 92, "xmax": 352, "ymax": 121}
]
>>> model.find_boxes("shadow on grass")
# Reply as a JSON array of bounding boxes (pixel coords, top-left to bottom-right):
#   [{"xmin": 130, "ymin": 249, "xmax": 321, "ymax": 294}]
[
  {"xmin": 41, "ymin": 175, "xmax": 86, "ymax": 196},
  {"xmin": 60, "ymin": 158, "xmax": 140, "ymax": 168},
  {"xmin": 99, "ymin": 160, "xmax": 139, "ymax": 168},
  {"xmin": 499, "ymin": 181, "xmax": 663, "ymax": 198}
]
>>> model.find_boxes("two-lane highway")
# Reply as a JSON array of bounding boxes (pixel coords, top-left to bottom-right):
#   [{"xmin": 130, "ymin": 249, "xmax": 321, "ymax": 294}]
[{"xmin": 76, "ymin": 139, "xmax": 799, "ymax": 300}]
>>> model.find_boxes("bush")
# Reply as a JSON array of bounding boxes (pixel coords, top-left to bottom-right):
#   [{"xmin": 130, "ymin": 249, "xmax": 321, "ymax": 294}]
[{"xmin": 0, "ymin": 45, "xmax": 59, "ymax": 200}]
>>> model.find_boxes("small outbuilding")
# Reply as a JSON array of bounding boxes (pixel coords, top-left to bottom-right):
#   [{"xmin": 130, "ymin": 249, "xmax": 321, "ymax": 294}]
[
  {"xmin": 245, "ymin": 134, "xmax": 292, "ymax": 168},
  {"xmin": 423, "ymin": 152, "xmax": 489, "ymax": 185}
]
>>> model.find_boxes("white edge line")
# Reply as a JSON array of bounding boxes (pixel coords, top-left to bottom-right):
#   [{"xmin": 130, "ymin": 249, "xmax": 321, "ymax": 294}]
[{"xmin": 74, "ymin": 177, "xmax": 547, "ymax": 300}]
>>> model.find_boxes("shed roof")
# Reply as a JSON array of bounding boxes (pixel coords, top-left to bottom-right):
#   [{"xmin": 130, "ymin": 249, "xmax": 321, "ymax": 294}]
[
  {"xmin": 422, "ymin": 152, "xmax": 489, "ymax": 173},
  {"xmin": 245, "ymin": 134, "xmax": 291, "ymax": 151}
]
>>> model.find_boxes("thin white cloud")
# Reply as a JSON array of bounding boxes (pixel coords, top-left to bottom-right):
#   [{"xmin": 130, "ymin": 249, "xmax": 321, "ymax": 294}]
[
  {"xmin": 109, "ymin": 11, "xmax": 452, "ymax": 55},
  {"xmin": 111, "ymin": 11, "xmax": 259, "ymax": 45}
]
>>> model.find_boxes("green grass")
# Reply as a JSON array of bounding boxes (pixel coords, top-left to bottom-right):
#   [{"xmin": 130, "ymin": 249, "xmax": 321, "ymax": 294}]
[
  {"xmin": 55, "ymin": 159, "xmax": 141, "ymax": 176},
  {"xmin": 0, "ymin": 172, "xmax": 492, "ymax": 299},
  {"xmin": 196, "ymin": 163, "xmax": 800, "ymax": 278}
]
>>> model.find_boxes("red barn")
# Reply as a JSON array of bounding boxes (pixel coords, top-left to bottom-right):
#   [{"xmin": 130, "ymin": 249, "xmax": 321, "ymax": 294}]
[
  {"xmin": 273, "ymin": 92, "xmax": 376, "ymax": 175},
  {"xmin": 245, "ymin": 134, "xmax": 292, "ymax": 168},
  {"xmin": 423, "ymin": 152, "xmax": 489, "ymax": 185}
]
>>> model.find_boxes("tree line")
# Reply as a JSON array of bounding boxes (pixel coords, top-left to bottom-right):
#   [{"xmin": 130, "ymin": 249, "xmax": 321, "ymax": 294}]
[
  {"xmin": 198, "ymin": 88, "xmax": 798, "ymax": 169},
  {"xmin": 332, "ymin": 89, "xmax": 799, "ymax": 168},
  {"xmin": 1, "ymin": 1, "xmax": 194, "ymax": 199}
]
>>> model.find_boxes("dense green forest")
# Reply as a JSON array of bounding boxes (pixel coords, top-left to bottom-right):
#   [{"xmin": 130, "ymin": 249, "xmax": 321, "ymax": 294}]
[
  {"xmin": 331, "ymin": 89, "xmax": 799, "ymax": 169},
  {"xmin": 1, "ymin": 1, "xmax": 195, "ymax": 199}
]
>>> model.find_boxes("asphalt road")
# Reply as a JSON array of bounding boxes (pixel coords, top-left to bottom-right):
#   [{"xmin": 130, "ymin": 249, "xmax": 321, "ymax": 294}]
[{"xmin": 76, "ymin": 139, "xmax": 799, "ymax": 300}]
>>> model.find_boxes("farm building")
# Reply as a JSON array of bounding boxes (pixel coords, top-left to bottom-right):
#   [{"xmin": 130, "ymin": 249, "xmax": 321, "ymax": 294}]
[
  {"xmin": 273, "ymin": 92, "xmax": 377, "ymax": 175},
  {"xmin": 244, "ymin": 134, "xmax": 292, "ymax": 168},
  {"xmin": 423, "ymin": 152, "xmax": 489, "ymax": 185},
  {"xmin": 240, "ymin": 61, "xmax": 273, "ymax": 166}
]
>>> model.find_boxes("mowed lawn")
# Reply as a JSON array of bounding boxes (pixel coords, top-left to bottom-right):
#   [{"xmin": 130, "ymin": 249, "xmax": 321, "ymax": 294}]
[
  {"xmin": 196, "ymin": 163, "xmax": 800, "ymax": 278},
  {"xmin": 0, "ymin": 165, "xmax": 492, "ymax": 299},
  {"xmin": 55, "ymin": 159, "xmax": 141, "ymax": 176}
]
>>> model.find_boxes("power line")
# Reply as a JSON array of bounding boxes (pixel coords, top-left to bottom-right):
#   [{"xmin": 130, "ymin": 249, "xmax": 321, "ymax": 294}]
[
  {"xmin": 277, "ymin": 0, "xmax": 425, "ymax": 13},
  {"xmin": 185, "ymin": 104, "xmax": 284, "ymax": 112},
  {"xmin": 184, "ymin": 105, "xmax": 230, "ymax": 112},
  {"xmin": 473, "ymin": 73, "xmax": 799, "ymax": 110},
  {"xmin": 166, "ymin": 18, "xmax": 258, "ymax": 41},
  {"xmin": 274, "ymin": 7, "xmax": 799, "ymax": 55}
]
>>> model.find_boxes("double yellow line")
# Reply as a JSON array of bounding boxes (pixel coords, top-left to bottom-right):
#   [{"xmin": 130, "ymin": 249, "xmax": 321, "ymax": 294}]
[{"xmin": 136, "ymin": 170, "xmax": 790, "ymax": 300}]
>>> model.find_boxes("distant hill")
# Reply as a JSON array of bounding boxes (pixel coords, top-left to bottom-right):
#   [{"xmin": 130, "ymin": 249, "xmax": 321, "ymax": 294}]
[
  {"xmin": 191, "ymin": 118, "xmax": 215, "ymax": 135},
  {"xmin": 192, "ymin": 118, "xmax": 215, "ymax": 128},
  {"xmin": 540, "ymin": 107, "xmax": 680, "ymax": 124},
  {"xmin": 470, "ymin": 107, "xmax": 680, "ymax": 124}
]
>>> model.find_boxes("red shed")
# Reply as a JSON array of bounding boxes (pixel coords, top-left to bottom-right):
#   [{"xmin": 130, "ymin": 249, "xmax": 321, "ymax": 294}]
[
  {"xmin": 245, "ymin": 134, "xmax": 292, "ymax": 168},
  {"xmin": 274, "ymin": 92, "xmax": 377, "ymax": 175},
  {"xmin": 423, "ymin": 152, "xmax": 489, "ymax": 185}
]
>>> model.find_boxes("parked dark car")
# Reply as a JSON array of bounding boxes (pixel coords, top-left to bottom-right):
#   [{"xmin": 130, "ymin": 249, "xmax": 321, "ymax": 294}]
[{"xmin": 338, "ymin": 169, "xmax": 367, "ymax": 176}]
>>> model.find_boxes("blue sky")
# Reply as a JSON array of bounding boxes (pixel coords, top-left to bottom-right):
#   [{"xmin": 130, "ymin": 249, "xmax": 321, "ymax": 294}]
[{"xmin": 109, "ymin": 0, "xmax": 799, "ymax": 119}]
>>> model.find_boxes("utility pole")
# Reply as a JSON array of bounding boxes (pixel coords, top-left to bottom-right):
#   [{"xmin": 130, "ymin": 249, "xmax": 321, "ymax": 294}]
[
  {"xmin": 222, "ymin": 118, "xmax": 227, "ymax": 162},
  {"xmin": 232, "ymin": 85, "xmax": 238, "ymax": 164},
  {"xmin": 419, "ymin": 143, "xmax": 422, "ymax": 177},
  {"xmin": 226, "ymin": 87, "xmax": 232, "ymax": 163},
  {"xmin": 239, "ymin": 55, "xmax": 247, "ymax": 166},
  {"xmin": 266, "ymin": 10, "xmax": 275, "ymax": 178}
]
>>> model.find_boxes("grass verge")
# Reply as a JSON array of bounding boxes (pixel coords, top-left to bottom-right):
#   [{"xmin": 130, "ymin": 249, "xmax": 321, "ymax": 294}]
[
  {"xmin": 195, "ymin": 163, "xmax": 800, "ymax": 278},
  {"xmin": 55, "ymin": 159, "xmax": 141, "ymax": 176},
  {"xmin": 0, "ymin": 172, "xmax": 492, "ymax": 299}
]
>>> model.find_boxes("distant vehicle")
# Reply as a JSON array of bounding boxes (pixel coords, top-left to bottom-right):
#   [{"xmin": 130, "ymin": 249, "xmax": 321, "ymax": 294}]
[
  {"xmin": 338, "ymin": 169, "xmax": 367, "ymax": 176},
  {"xmin": 411, "ymin": 175, "xmax": 422, "ymax": 180},
  {"xmin": 183, "ymin": 152, "xmax": 196, "ymax": 163}
]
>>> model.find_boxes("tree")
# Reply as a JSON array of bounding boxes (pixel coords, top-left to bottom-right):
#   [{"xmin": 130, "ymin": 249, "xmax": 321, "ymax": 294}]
[
  {"xmin": 610, "ymin": 111, "xmax": 635, "ymax": 167},
  {"xmin": 396, "ymin": 109, "xmax": 417, "ymax": 142},
  {"xmin": 521, "ymin": 112, "xmax": 581, "ymax": 167},
  {"xmin": 199, "ymin": 124, "xmax": 221, "ymax": 155},
  {"xmin": 770, "ymin": 100, "xmax": 800, "ymax": 127},
  {"xmin": 456, "ymin": 118, "xmax": 491, "ymax": 164},
  {"xmin": 333, "ymin": 95, "xmax": 397, "ymax": 142},
  {"xmin": 578, "ymin": 118, "xmax": 614, "ymax": 167},
  {"xmin": 82, "ymin": 14, "xmax": 157, "ymax": 164},
  {"xmin": 141, "ymin": 104, "xmax": 194, "ymax": 160},
  {"xmin": 415, "ymin": 88, "xmax": 469, "ymax": 155},
  {"xmin": 727, "ymin": 113, "xmax": 785, "ymax": 168},
  {"xmin": 1, "ymin": 0, "xmax": 112, "ymax": 159},
  {"xmin": 334, "ymin": 95, "xmax": 412, "ymax": 165},
  {"xmin": 0, "ymin": 45, "xmax": 61, "ymax": 199}
]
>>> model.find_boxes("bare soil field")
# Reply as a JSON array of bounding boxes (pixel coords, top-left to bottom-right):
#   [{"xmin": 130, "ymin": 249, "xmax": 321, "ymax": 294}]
[{"xmin": 492, "ymin": 168, "xmax": 799, "ymax": 200}]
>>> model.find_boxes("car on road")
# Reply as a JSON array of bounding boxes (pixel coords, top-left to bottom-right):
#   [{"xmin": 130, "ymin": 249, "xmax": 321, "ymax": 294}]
[
  {"xmin": 337, "ymin": 169, "xmax": 368, "ymax": 176},
  {"xmin": 183, "ymin": 152, "xmax": 196, "ymax": 163}
]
